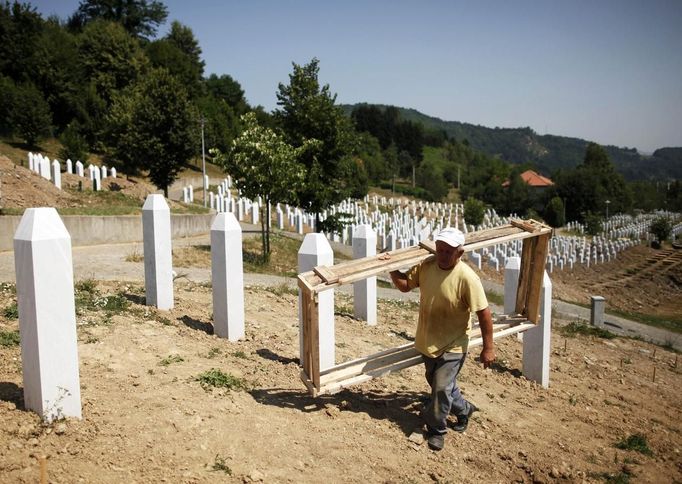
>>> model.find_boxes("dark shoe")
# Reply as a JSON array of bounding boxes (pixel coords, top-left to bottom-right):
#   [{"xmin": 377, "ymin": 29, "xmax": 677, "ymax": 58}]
[
  {"xmin": 452, "ymin": 403, "xmax": 478, "ymax": 432},
  {"xmin": 426, "ymin": 431, "xmax": 445, "ymax": 451}
]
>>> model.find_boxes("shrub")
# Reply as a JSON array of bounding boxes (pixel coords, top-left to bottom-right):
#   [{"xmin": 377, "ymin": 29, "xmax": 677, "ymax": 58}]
[
  {"xmin": 649, "ymin": 216, "xmax": 672, "ymax": 243},
  {"xmin": 59, "ymin": 122, "xmax": 89, "ymax": 162}
]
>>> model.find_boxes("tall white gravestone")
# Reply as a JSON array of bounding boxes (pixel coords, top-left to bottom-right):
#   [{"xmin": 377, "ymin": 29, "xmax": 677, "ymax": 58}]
[
  {"xmin": 352, "ymin": 224, "xmax": 377, "ymax": 324},
  {"xmin": 142, "ymin": 194, "xmax": 174, "ymax": 310},
  {"xmin": 298, "ymin": 234, "xmax": 335, "ymax": 370},
  {"xmin": 522, "ymin": 271, "xmax": 552, "ymax": 388},
  {"xmin": 13, "ymin": 208, "xmax": 82, "ymax": 421},
  {"xmin": 51, "ymin": 160, "xmax": 61, "ymax": 190},
  {"xmin": 211, "ymin": 213, "xmax": 245, "ymax": 341}
]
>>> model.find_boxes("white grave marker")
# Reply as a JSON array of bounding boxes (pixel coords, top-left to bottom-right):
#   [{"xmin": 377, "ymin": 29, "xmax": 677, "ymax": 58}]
[{"xmin": 13, "ymin": 208, "xmax": 82, "ymax": 421}]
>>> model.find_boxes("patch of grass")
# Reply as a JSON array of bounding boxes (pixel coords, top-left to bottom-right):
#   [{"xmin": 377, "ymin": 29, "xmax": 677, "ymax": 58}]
[
  {"xmin": 232, "ymin": 350, "xmax": 248, "ymax": 359},
  {"xmin": 125, "ymin": 248, "xmax": 143, "ymax": 262},
  {"xmin": 206, "ymin": 347, "xmax": 222, "ymax": 359},
  {"xmin": 267, "ymin": 282, "xmax": 297, "ymax": 297},
  {"xmin": 558, "ymin": 321, "xmax": 617, "ymax": 339},
  {"xmin": 486, "ymin": 291, "xmax": 504, "ymax": 306},
  {"xmin": 381, "ymin": 298, "xmax": 419, "ymax": 312},
  {"xmin": 607, "ymin": 308, "xmax": 681, "ymax": 335},
  {"xmin": 195, "ymin": 368, "xmax": 247, "ymax": 391},
  {"xmin": 159, "ymin": 354, "xmax": 184, "ymax": 366},
  {"xmin": 156, "ymin": 316, "xmax": 172, "ymax": 326},
  {"xmin": 0, "ymin": 330, "xmax": 20, "ymax": 347},
  {"xmin": 591, "ymin": 471, "xmax": 632, "ymax": 484},
  {"xmin": 76, "ymin": 279, "xmax": 97, "ymax": 295},
  {"xmin": 211, "ymin": 454, "xmax": 232, "ymax": 475},
  {"xmin": 334, "ymin": 302, "xmax": 354, "ymax": 316},
  {"xmin": 2, "ymin": 302, "xmax": 18, "ymax": 320},
  {"xmin": 614, "ymin": 434, "xmax": 653, "ymax": 456},
  {"xmin": 0, "ymin": 282, "xmax": 16, "ymax": 295}
]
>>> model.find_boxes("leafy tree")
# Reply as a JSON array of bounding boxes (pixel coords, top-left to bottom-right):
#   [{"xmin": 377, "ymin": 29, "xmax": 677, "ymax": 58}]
[
  {"xmin": 583, "ymin": 212, "xmax": 603, "ymax": 235},
  {"xmin": 355, "ymin": 132, "xmax": 388, "ymax": 184},
  {"xmin": 10, "ymin": 82, "xmax": 52, "ymax": 146},
  {"xmin": 78, "ymin": 20, "xmax": 147, "ymax": 105},
  {"xmin": 205, "ymin": 73, "xmax": 249, "ymax": 115},
  {"xmin": 105, "ymin": 68, "xmax": 197, "ymax": 196},
  {"xmin": 274, "ymin": 58, "xmax": 360, "ymax": 232},
  {"xmin": 649, "ymin": 216, "xmax": 672, "ymax": 243},
  {"xmin": 68, "ymin": 0, "xmax": 168, "ymax": 39},
  {"xmin": 666, "ymin": 180, "xmax": 682, "ymax": 212},
  {"xmin": 146, "ymin": 21, "xmax": 204, "ymax": 99},
  {"xmin": 0, "ymin": 75, "xmax": 15, "ymax": 135},
  {"xmin": 463, "ymin": 197, "xmax": 485, "ymax": 226},
  {"xmin": 212, "ymin": 113, "xmax": 312, "ymax": 260},
  {"xmin": 543, "ymin": 196, "xmax": 565, "ymax": 228},
  {"xmin": 59, "ymin": 121, "xmax": 89, "ymax": 161},
  {"xmin": 195, "ymin": 95, "xmax": 239, "ymax": 153},
  {"xmin": 33, "ymin": 19, "xmax": 82, "ymax": 132},
  {"xmin": 0, "ymin": 1, "xmax": 43, "ymax": 82},
  {"xmin": 504, "ymin": 165, "xmax": 531, "ymax": 216},
  {"xmin": 555, "ymin": 143, "xmax": 632, "ymax": 223},
  {"xmin": 416, "ymin": 160, "xmax": 449, "ymax": 201}
]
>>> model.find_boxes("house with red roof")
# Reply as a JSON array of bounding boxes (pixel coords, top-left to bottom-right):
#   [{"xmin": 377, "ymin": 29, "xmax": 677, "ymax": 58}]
[{"xmin": 502, "ymin": 169, "xmax": 554, "ymax": 190}]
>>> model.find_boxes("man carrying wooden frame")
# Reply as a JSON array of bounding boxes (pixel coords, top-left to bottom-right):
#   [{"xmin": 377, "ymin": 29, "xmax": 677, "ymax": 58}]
[{"xmin": 390, "ymin": 227, "xmax": 494, "ymax": 451}]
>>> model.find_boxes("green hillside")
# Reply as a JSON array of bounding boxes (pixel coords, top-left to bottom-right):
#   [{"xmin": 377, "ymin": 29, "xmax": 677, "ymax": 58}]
[{"xmin": 341, "ymin": 104, "xmax": 682, "ymax": 181}]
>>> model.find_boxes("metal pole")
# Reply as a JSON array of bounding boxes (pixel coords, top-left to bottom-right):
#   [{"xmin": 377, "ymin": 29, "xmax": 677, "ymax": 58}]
[{"xmin": 201, "ymin": 116, "xmax": 207, "ymax": 207}]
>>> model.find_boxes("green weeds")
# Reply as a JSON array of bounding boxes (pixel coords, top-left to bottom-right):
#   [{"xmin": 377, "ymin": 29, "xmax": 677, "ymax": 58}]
[
  {"xmin": 195, "ymin": 369, "xmax": 247, "ymax": 392},
  {"xmin": 0, "ymin": 330, "xmax": 20, "ymax": 347},
  {"xmin": 614, "ymin": 434, "xmax": 653, "ymax": 456},
  {"xmin": 2, "ymin": 302, "xmax": 18, "ymax": 320},
  {"xmin": 558, "ymin": 321, "xmax": 617, "ymax": 339},
  {"xmin": 159, "ymin": 354, "xmax": 184, "ymax": 366}
]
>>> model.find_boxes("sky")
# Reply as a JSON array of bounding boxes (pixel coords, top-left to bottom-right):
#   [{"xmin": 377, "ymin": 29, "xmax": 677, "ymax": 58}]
[{"xmin": 30, "ymin": 0, "xmax": 682, "ymax": 153}]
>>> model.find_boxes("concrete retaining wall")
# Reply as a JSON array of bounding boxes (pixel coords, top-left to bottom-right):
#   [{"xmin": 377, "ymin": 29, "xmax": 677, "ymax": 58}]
[{"xmin": 0, "ymin": 214, "xmax": 215, "ymax": 251}]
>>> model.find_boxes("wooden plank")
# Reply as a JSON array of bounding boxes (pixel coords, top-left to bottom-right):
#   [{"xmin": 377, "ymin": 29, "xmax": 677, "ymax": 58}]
[
  {"xmin": 313, "ymin": 265, "xmax": 339, "ymax": 284},
  {"xmin": 316, "ymin": 317, "xmax": 530, "ymax": 389},
  {"xmin": 524, "ymin": 233, "xmax": 550, "ymax": 323},
  {"xmin": 313, "ymin": 321, "xmax": 536, "ymax": 396},
  {"xmin": 300, "ymin": 220, "xmax": 551, "ymax": 293},
  {"xmin": 515, "ymin": 237, "xmax": 534, "ymax": 316},
  {"xmin": 511, "ymin": 219, "xmax": 539, "ymax": 233}
]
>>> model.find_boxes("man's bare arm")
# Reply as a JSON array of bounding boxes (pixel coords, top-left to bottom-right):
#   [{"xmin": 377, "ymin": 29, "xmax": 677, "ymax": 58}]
[
  {"xmin": 476, "ymin": 307, "xmax": 495, "ymax": 368},
  {"xmin": 389, "ymin": 270, "xmax": 410, "ymax": 293}
]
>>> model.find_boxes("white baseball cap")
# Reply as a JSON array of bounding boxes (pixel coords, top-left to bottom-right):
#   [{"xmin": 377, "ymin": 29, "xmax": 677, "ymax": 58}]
[{"xmin": 434, "ymin": 227, "xmax": 465, "ymax": 248}]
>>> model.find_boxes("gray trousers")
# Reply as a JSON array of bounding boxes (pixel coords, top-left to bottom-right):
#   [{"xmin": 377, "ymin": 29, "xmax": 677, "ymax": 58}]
[{"xmin": 422, "ymin": 352, "xmax": 473, "ymax": 434}]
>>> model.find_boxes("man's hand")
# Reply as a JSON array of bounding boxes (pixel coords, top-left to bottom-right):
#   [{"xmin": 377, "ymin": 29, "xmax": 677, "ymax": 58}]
[{"xmin": 480, "ymin": 346, "xmax": 496, "ymax": 369}]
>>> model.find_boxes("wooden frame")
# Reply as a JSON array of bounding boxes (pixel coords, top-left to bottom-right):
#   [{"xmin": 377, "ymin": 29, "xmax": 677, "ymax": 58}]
[{"xmin": 297, "ymin": 219, "xmax": 552, "ymax": 396}]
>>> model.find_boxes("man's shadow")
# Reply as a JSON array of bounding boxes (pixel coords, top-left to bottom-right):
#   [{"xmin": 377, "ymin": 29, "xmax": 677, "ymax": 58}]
[
  {"xmin": 0, "ymin": 382, "xmax": 24, "ymax": 410},
  {"xmin": 250, "ymin": 347, "xmax": 425, "ymax": 436}
]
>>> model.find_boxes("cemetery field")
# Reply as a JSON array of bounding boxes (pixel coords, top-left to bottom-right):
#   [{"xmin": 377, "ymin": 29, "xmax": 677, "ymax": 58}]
[
  {"xmin": 476, "ymin": 243, "xmax": 682, "ymax": 334},
  {"xmin": 1, "ymin": 279, "xmax": 681, "ymax": 483}
]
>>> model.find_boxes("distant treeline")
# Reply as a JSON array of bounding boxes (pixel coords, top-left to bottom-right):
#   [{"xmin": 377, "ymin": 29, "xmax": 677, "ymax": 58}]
[{"xmin": 344, "ymin": 104, "xmax": 682, "ymax": 182}]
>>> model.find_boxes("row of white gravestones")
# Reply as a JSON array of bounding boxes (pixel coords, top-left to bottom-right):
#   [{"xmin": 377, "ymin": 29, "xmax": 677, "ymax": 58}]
[
  {"xmin": 12, "ymin": 195, "xmax": 246, "ymax": 422},
  {"xmin": 29, "ymin": 152, "xmax": 117, "ymax": 180}
]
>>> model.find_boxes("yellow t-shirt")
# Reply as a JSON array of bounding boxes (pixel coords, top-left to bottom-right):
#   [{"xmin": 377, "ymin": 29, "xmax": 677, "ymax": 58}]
[{"xmin": 406, "ymin": 258, "xmax": 488, "ymax": 357}]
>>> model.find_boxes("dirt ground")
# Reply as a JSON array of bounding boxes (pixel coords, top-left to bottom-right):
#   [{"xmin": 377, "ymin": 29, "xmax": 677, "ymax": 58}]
[
  {"xmin": 0, "ymin": 278, "xmax": 680, "ymax": 483},
  {"xmin": 1, "ymin": 152, "xmax": 681, "ymax": 482}
]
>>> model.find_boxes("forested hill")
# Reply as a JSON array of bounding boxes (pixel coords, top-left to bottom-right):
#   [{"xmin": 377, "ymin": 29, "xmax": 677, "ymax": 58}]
[{"xmin": 340, "ymin": 104, "xmax": 681, "ymax": 181}]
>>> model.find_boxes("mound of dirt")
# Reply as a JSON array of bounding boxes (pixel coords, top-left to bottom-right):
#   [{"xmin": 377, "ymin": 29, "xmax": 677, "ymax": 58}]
[
  {"xmin": 0, "ymin": 156, "xmax": 79, "ymax": 209},
  {"xmin": 0, "ymin": 155, "xmax": 162, "ymax": 210}
]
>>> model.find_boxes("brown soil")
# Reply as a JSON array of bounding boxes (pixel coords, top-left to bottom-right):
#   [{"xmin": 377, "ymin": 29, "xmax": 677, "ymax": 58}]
[{"xmin": 0, "ymin": 281, "xmax": 680, "ymax": 483}]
